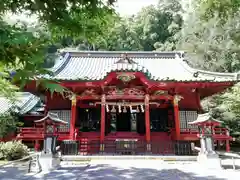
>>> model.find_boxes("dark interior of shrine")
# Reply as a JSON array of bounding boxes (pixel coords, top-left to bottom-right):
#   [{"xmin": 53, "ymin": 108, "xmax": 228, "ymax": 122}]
[{"xmin": 76, "ymin": 106, "xmax": 171, "ymax": 134}]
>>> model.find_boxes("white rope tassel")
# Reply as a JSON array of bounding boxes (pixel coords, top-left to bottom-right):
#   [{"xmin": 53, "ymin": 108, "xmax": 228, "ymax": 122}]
[
  {"xmin": 118, "ymin": 105, "xmax": 121, "ymax": 113},
  {"xmin": 136, "ymin": 106, "xmax": 140, "ymax": 113},
  {"xmin": 123, "ymin": 106, "xmax": 127, "ymax": 113},
  {"xmin": 129, "ymin": 105, "xmax": 133, "ymax": 113},
  {"xmin": 111, "ymin": 106, "xmax": 116, "ymax": 113},
  {"xmin": 106, "ymin": 104, "xmax": 109, "ymax": 112},
  {"xmin": 141, "ymin": 105, "xmax": 144, "ymax": 112}
]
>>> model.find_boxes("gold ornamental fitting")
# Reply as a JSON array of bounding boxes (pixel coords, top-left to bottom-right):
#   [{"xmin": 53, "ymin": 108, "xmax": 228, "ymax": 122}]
[
  {"xmin": 173, "ymin": 95, "xmax": 183, "ymax": 106},
  {"xmin": 71, "ymin": 95, "xmax": 77, "ymax": 106}
]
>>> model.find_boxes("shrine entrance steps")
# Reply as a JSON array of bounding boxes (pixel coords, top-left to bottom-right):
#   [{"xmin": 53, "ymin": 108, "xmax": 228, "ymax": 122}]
[
  {"xmin": 61, "ymin": 140, "xmax": 197, "ymax": 156},
  {"xmin": 61, "ymin": 155, "xmax": 198, "ymax": 162}
]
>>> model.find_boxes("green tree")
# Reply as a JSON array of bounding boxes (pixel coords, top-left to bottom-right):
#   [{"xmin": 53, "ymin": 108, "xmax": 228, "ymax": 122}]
[
  {"xmin": 0, "ymin": 113, "xmax": 18, "ymax": 138},
  {"xmin": 177, "ymin": 0, "xmax": 240, "ymax": 141},
  {"xmin": 96, "ymin": 17, "xmax": 143, "ymax": 51},
  {"xmin": 177, "ymin": 0, "xmax": 240, "ymax": 72},
  {"xmin": 201, "ymin": 85, "xmax": 240, "ymax": 141},
  {"xmin": 0, "ymin": 0, "xmax": 115, "ymax": 96},
  {"xmin": 134, "ymin": 0, "xmax": 183, "ymax": 51},
  {"xmin": 92, "ymin": 0, "xmax": 183, "ymax": 51}
]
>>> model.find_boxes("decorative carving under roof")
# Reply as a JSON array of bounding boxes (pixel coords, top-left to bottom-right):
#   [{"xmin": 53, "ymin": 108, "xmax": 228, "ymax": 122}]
[
  {"xmin": 117, "ymin": 73, "xmax": 136, "ymax": 83},
  {"xmin": 153, "ymin": 90, "xmax": 168, "ymax": 95},
  {"xmin": 188, "ymin": 113, "xmax": 222, "ymax": 126},
  {"xmin": 81, "ymin": 89, "xmax": 97, "ymax": 96},
  {"xmin": 34, "ymin": 112, "xmax": 67, "ymax": 125},
  {"xmin": 107, "ymin": 87, "xmax": 145, "ymax": 96}
]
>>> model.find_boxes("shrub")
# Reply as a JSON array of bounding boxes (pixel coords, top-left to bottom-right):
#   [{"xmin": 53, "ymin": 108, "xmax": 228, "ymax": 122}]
[
  {"xmin": 0, "ymin": 113, "xmax": 18, "ymax": 139},
  {"xmin": 0, "ymin": 142, "xmax": 4, "ymax": 160},
  {"xmin": 0, "ymin": 141, "xmax": 29, "ymax": 161}
]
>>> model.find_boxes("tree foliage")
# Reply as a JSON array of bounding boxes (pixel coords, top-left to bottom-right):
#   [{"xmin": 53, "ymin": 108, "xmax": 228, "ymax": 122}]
[
  {"xmin": 177, "ymin": 0, "xmax": 240, "ymax": 140},
  {"xmin": 176, "ymin": 1, "xmax": 240, "ymax": 72},
  {"xmin": 0, "ymin": 113, "xmax": 18, "ymax": 138},
  {"xmin": 201, "ymin": 85, "xmax": 240, "ymax": 139},
  {"xmin": 83, "ymin": 0, "xmax": 183, "ymax": 51},
  {"xmin": 0, "ymin": 0, "xmax": 116, "ymax": 97}
]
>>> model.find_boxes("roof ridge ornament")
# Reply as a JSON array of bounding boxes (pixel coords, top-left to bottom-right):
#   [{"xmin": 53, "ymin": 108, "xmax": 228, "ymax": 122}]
[{"xmin": 116, "ymin": 53, "xmax": 137, "ymax": 64}]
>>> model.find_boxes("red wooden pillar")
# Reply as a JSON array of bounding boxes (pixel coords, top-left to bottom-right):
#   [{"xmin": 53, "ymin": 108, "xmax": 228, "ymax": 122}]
[
  {"xmin": 100, "ymin": 94, "xmax": 106, "ymax": 152},
  {"xmin": 173, "ymin": 96, "xmax": 181, "ymax": 140},
  {"xmin": 70, "ymin": 96, "xmax": 77, "ymax": 140},
  {"xmin": 145, "ymin": 94, "xmax": 151, "ymax": 151}
]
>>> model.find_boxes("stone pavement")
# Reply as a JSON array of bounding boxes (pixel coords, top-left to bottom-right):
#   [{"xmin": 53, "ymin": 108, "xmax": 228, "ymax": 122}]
[{"xmin": 1, "ymin": 160, "xmax": 240, "ymax": 180}]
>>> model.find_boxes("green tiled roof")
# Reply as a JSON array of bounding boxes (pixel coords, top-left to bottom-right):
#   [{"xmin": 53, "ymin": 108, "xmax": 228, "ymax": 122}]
[
  {"xmin": 0, "ymin": 92, "xmax": 42, "ymax": 114},
  {"xmin": 46, "ymin": 50, "xmax": 240, "ymax": 82}
]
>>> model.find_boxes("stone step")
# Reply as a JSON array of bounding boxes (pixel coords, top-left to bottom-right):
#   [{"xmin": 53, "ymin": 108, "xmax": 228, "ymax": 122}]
[{"xmin": 61, "ymin": 155, "xmax": 197, "ymax": 162}]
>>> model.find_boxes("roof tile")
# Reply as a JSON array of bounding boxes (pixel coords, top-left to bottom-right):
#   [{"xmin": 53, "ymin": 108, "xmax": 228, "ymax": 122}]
[{"xmin": 47, "ymin": 51, "xmax": 240, "ymax": 82}]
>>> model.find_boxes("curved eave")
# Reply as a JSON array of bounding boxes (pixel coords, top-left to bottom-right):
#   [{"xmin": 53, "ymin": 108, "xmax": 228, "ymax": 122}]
[
  {"xmin": 178, "ymin": 56, "xmax": 239, "ymax": 82},
  {"xmin": 18, "ymin": 94, "xmax": 41, "ymax": 115},
  {"xmin": 44, "ymin": 51, "xmax": 240, "ymax": 83}
]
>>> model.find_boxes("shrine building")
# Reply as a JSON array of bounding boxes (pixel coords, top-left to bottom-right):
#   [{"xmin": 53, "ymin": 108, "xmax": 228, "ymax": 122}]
[{"xmin": 19, "ymin": 50, "xmax": 240, "ymax": 155}]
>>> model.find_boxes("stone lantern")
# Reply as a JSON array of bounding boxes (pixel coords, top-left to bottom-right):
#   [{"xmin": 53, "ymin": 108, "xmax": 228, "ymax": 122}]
[
  {"xmin": 34, "ymin": 112, "xmax": 67, "ymax": 171},
  {"xmin": 34, "ymin": 112, "xmax": 68, "ymax": 154},
  {"xmin": 189, "ymin": 113, "xmax": 222, "ymax": 169}
]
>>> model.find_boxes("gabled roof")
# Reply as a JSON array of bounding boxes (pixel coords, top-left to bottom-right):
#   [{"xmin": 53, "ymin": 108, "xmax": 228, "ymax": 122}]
[
  {"xmin": 45, "ymin": 50, "xmax": 240, "ymax": 82},
  {"xmin": 0, "ymin": 92, "xmax": 42, "ymax": 114},
  {"xmin": 188, "ymin": 113, "xmax": 222, "ymax": 126},
  {"xmin": 34, "ymin": 112, "xmax": 67, "ymax": 124}
]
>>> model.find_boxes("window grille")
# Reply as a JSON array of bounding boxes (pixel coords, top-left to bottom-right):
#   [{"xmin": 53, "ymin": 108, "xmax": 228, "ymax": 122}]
[{"xmin": 179, "ymin": 111, "xmax": 198, "ymax": 130}]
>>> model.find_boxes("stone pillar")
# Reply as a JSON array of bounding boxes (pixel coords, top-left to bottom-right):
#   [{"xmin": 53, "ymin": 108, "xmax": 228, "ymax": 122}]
[
  {"xmin": 100, "ymin": 95, "xmax": 106, "ymax": 152},
  {"xmin": 145, "ymin": 94, "xmax": 151, "ymax": 152},
  {"xmin": 40, "ymin": 136, "xmax": 60, "ymax": 172},
  {"xmin": 200, "ymin": 136, "xmax": 206, "ymax": 153},
  {"xmin": 70, "ymin": 95, "xmax": 77, "ymax": 140},
  {"xmin": 198, "ymin": 134, "xmax": 221, "ymax": 169}
]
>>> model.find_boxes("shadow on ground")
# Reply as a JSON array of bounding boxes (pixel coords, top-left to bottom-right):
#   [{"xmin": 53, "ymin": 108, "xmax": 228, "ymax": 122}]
[
  {"xmin": 36, "ymin": 164, "xmax": 227, "ymax": 180},
  {"xmin": 0, "ymin": 166, "xmax": 29, "ymax": 180},
  {"xmin": 222, "ymin": 164, "xmax": 240, "ymax": 170},
  {"xmin": 0, "ymin": 164, "xmax": 234, "ymax": 180}
]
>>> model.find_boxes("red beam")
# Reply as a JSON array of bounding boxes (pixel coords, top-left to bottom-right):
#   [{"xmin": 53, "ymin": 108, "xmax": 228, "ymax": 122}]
[
  {"xmin": 61, "ymin": 81, "xmax": 234, "ymax": 89},
  {"xmin": 24, "ymin": 72, "xmax": 235, "ymax": 96},
  {"xmin": 76, "ymin": 95, "xmax": 173, "ymax": 100}
]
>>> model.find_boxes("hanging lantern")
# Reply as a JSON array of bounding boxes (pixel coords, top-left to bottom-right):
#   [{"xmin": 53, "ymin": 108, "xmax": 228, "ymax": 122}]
[
  {"xmin": 136, "ymin": 106, "xmax": 140, "ymax": 113},
  {"xmin": 118, "ymin": 105, "xmax": 121, "ymax": 113},
  {"xmin": 106, "ymin": 105, "xmax": 109, "ymax": 112},
  {"xmin": 141, "ymin": 105, "xmax": 144, "ymax": 112},
  {"xmin": 111, "ymin": 106, "xmax": 116, "ymax": 113},
  {"xmin": 123, "ymin": 106, "xmax": 127, "ymax": 113}
]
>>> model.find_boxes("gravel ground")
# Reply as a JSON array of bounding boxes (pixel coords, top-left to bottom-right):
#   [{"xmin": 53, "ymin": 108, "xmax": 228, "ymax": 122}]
[{"xmin": 1, "ymin": 160, "xmax": 240, "ymax": 180}]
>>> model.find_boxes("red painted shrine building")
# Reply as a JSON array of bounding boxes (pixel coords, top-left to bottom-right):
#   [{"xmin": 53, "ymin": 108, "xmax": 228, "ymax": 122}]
[{"xmin": 19, "ymin": 51, "xmax": 240, "ymax": 154}]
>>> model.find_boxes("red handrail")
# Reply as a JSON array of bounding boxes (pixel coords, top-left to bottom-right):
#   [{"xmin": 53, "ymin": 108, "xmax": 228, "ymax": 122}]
[
  {"xmin": 19, "ymin": 127, "xmax": 70, "ymax": 135},
  {"xmin": 177, "ymin": 127, "xmax": 229, "ymax": 135}
]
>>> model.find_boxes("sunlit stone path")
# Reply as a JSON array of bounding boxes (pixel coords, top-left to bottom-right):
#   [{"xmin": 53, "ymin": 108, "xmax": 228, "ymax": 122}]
[{"xmin": 1, "ymin": 160, "xmax": 240, "ymax": 180}]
